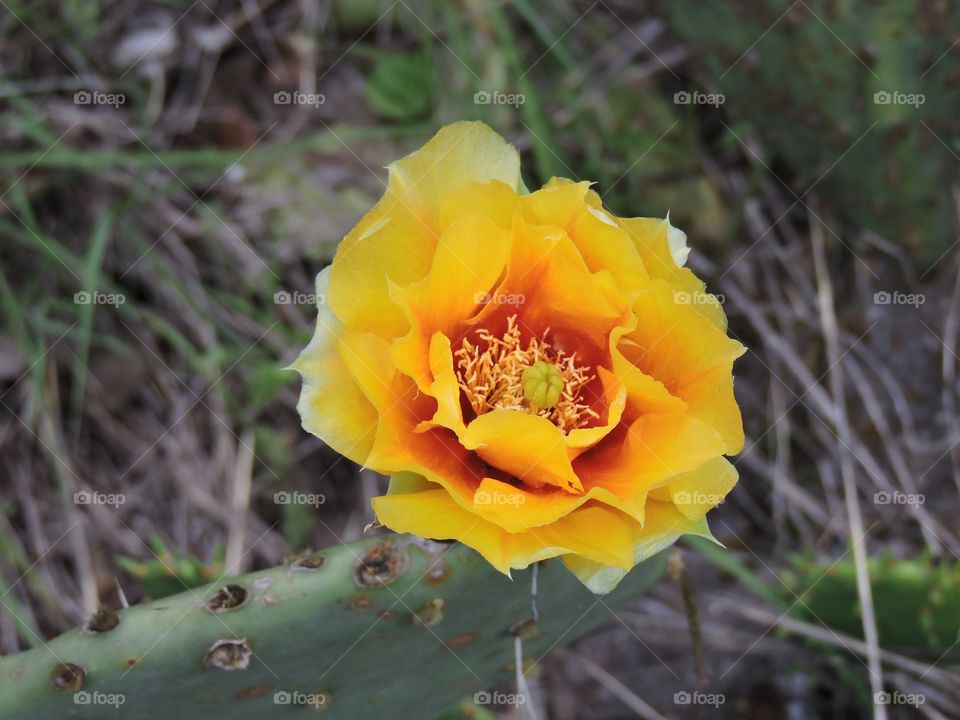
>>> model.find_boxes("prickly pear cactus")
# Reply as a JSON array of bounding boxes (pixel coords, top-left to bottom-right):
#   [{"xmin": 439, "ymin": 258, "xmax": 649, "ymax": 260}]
[
  {"xmin": 783, "ymin": 554, "xmax": 960, "ymax": 657},
  {"xmin": 667, "ymin": 1, "xmax": 959, "ymax": 263},
  {"xmin": 0, "ymin": 535, "xmax": 666, "ymax": 719}
]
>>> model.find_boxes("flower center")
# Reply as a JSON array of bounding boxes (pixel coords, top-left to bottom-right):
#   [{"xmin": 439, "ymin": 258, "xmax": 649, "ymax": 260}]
[{"xmin": 454, "ymin": 315, "xmax": 599, "ymax": 433}]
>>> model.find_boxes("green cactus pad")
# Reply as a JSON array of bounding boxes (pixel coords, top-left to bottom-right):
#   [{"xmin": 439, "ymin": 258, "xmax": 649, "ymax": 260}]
[
  {"xmin": 0, "ymin": 535, "xmax": 666, "ymax": 719},
  {"xmin": 783, "ymin": 554, "xmax": 960, "ymax": 657}
]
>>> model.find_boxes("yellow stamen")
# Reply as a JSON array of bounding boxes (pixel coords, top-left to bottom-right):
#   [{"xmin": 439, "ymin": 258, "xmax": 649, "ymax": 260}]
[{"xmin": 454, "ymin": 315, "xmax": 599, "ymax": 433}]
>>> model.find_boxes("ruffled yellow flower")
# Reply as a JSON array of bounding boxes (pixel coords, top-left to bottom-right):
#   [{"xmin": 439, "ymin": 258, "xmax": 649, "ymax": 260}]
[{"xmin": 293, "ymin": 122, "xmax": 745, "ymax": 593}]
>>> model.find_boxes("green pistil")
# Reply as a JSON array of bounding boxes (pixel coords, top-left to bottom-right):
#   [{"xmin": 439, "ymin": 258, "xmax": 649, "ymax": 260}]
[{"xmin": 521, "ymin": 361, "xmax": 564, "ymax": 410}]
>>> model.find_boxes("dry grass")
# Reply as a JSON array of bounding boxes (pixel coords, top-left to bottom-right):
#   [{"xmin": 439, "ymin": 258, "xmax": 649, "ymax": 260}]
[{"xmin": 0, "ymin": 1, "xmax": 957, "ymax": 717}]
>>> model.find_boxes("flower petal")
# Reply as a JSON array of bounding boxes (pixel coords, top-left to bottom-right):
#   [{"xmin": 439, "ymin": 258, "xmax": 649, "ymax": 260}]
[
  {"xmin": 372, "ymin": 484, "xmax": 638, "ymax": 574},
  {"xmin": 563, "ymin": 500, "xmax": 717, "ymax": 594},
  {"xmin": 461, "ymin": 410, "xmax": 583, "ymax": 492},
  {"xmin": 363, "ymin": 375, "xmax": 484, "ymax": 511},
  {"xmin": 480, "ymin": 217, "xmax": 624, "ymax": 349},
  {"xmin": 575, "ymin": 412, "xmax": 727, "ymax": 501},
  {"xmin": 564, "ymin": 366, "xmax": 627, "ymax": 458},
  {"xmin": 439, "ymin": 179, "xmax": 522, "ymax": 231},
  {"xmin": 391, "ymin": 213, "xmax": 513, "ymax": 391},
  {"xmin": 522, "ymin": 179, "xmax": 650, "ymax": 297},
  {"xmin": 471, "ymin": 477, "xmax": 637, "ymax": 533},
  {"xmin": 610, "ymin": 317, "xmax": 688, "ymax": 418},
  {"xmin": 623, "ymin": 279, "xmax": 745, "ymax": 452},
  {"xmin": 328, "ymin": 122, "xmax": 521, "ymax": 339},
  {"xmin": 418, "ymin": 332, "xmax": 468, "ymax": 437},
  {"xmin": 652, "ymin": 457, "xmax": 739, "ymax": 521},
  {"xmin": 291, "ymin": 268, "xmax": 378, "ymax": 464},
  {"xmin": 618, "ymin": 216, "xmax": 726, "ymax": 330}
]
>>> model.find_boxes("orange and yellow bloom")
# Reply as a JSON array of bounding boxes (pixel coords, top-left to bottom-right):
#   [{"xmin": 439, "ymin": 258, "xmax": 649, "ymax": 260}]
[{"xmin": 294, "ymin": 122, "xmax": 744, "ymax": 593}]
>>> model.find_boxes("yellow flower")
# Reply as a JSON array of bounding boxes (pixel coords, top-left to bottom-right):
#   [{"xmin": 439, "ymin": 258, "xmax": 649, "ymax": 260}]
[{"xmin": 293, "ymin": 122, "xmax": 745, "ymax": 593}]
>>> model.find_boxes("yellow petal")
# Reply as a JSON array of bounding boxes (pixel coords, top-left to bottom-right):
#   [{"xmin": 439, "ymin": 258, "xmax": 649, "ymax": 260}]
[
  {"xmin": 652, "ymin": 457, "xmax": 739, "ymax": 521},
  {"xmin": 564, "ymin": 366, "xmax": 627, "ymax": 458},
  {"xmin": 372, "ymin": 487, "xmax": 638, "ymax": 574},
  {"xmin": 522, "ymin": 180, "xmax": 650, "ymax": 296},
  {"xmin": 391, "ymin": 213, "xmax": 513, "ymax": 390},
  {"xmin": 461, "ymin": 410, "xmax": 583, "ymax": 492},
  {"xmin": 418, "ymin": 332, "xmax": 467, "ymax": 437},
  {"xmin": 337, "ymin": 330, "xmax": 396, "ymax": 410},
  {"xmin": 622, "ymin": 279, "xmax": 745, "ymax": 452},
  {"xmin": 619, "ymin": 216, "xmax": 727, "ymax": 330},
  {"xmin": 609, "ymin": 317, "xmax": 688, "ymax": 417},
  {"xmin": 389, "ymin": 122, "xmax": 521, "ymax": 214},
  {"xmin": 328, "ymin": 122, "xmax": 521, "ymax": 338},
  {"xmin": 563, "ymin": 500, "xmax": 715, "ymax": 594},
  {"xmin": 439, "ymin": 179, "xmax": 522, "ymax": 231},
  {"xmin": 471, "ymin": 477, "xmax": 637, "ymax": 533},
  {"xmin": 511, "ymin": 218, "xmax": 624, "ymax": 334},
  {"xmin": 373, "ymin": 489, "xmax": 533, "ymax": 574},
  {"xmin": 363, "ymin": 374, "xmax": 484, "ymax": 511},
  {"xmin": 291, "ymin": 268, "xmax": 378, "ymax": 464},
  {"xmin": 576, "ymin": 412, "xmax": 727, "ymax": 499}
]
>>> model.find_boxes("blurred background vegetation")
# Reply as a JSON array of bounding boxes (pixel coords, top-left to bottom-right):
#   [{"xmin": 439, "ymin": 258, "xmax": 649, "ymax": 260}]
[{"xmin": 1, "ymin": 1, "xmax": 959, "ymax": 717}]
